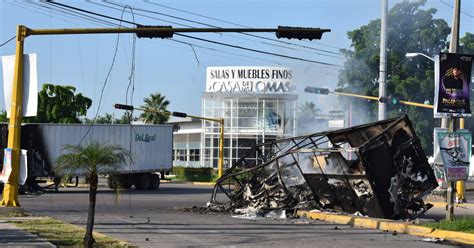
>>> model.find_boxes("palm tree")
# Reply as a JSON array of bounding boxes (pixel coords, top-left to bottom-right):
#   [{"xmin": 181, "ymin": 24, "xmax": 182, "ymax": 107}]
[
  {"xmin": 297, "ymin": 101, "xmax": 321, "ymax": 118},
  {"xmin": 140, "ymin": 93, "xmax": 170, "ymax": 124},
  {"xmin": 55, "ymin": 142, "xmax": 131, "ymax": 248}
]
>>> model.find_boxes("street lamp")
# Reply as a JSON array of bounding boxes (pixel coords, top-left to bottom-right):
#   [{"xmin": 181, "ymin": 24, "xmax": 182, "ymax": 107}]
[
  {"xmin": 114, "ymin": 104, "xmax": 226, "ymax": 178},
  {"xmin": 405, "ymin": 52, "xmax": 435, "ymax": 62},
  {"xmin": 1, "ymin": 25, "xmax": 330, "ymax": 207}
]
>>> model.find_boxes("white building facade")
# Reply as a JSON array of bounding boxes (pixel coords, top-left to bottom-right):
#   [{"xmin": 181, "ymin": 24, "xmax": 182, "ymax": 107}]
[{"xmin": 201, "ymin": 66, "xmax": 298, "ymax": 168}]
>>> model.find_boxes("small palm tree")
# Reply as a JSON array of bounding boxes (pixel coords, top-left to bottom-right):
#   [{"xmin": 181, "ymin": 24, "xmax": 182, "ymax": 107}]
[
  {"xmin": 140, "ymin": 93, "xmax": 170, "ymax": 124},
  {"xmin": 297, "ymin": 101, "xmax": 321, "ymax": 118},
  {"xmin": 55, "ymin": 142, "xmax": 131, "ymax": 248}
]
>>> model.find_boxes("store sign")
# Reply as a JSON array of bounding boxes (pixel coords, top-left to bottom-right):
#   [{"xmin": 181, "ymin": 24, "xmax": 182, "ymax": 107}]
[
  {"xmin": 437, "ymin": 130, "xmax": 471, "ymax": 181},
  {"xmin": 206, "ymin": 66, "xmax": 295, "ymax": 94},
  {"xmin": 434, "ymin": 53, "xmax": 473, "ymax": 118}
]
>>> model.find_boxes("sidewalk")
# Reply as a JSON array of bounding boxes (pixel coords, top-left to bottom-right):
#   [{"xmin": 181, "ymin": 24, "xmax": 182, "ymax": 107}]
[{"xmin": 0, "ymin": 219, "xmax": 55, "ymax": 247}]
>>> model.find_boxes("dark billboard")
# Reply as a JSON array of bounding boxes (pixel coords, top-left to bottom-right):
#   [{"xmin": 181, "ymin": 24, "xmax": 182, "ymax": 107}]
[{"xmin": 434, "ymin": 52, "xmax": 474, "ymax": 117}]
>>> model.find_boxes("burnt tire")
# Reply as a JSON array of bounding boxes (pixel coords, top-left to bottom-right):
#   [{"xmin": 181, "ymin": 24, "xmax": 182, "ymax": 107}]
[
  {"xmin": 148, "ymin": 174, "xmax": 160, "ymax": 190},
  {"xmin": 133, "ymin": 173, "xmax": 151, "ymax": 190},
  {"xmin": 119, "ymin": 175, "xmax": 132, "ymax": 190}
]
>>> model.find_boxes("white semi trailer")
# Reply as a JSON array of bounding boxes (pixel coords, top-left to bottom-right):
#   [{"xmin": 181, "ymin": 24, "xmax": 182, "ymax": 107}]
[{"xmin": 1, "ymin": 123, "xmax": 174, "ymax": 190}]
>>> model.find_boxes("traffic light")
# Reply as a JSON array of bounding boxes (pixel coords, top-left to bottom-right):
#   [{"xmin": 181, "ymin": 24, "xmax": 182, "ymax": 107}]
[
  {"xmin": 136, "ymin": 25, "xmax": 174, "ymax": 39},
  {"xmin": 276, "ymin": 26, "xmax": 330, "ymax": 40},
  {"xmin": 391, "ymin": 97, "xmax": 399, "ymax": 105},
  {"xmin": 172, "ymin": 111, "xmax": 187, "ymax": 118},
  {"xmin": 304, "ymin": 86, "xmax": 330, "ymax": 95},
  {"xmin": 114, "ymin": 103, "xmax": 134, "ymax": 111},
  {"xmin": 378, "ymin": 97, "xmax": 399, "ymax": 105}
]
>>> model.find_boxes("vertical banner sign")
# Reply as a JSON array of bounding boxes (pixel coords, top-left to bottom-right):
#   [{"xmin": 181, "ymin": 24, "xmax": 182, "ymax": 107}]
[
  {"xmin": 434, "ymin": 53, "xmax": 473, "ymax": 118},
  {"xmin": 438, "ymin": 130, "xmax": 471, "ymax": 181},
  {"xmin": 0, "ymin": 148, "xmax": 12, "ymax": 183},
  {"xmin": 1, "ymin": 53, "xmax": 38, "ymax": 117}
]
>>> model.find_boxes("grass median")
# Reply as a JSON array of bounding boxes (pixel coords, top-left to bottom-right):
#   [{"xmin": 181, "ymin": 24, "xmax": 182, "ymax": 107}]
[
  {"xmin": 8, "ymin": 217, "xmax": 129, "ymax": 247},
  {"xmin": 422, "ymin": 216, "xmax": 474, "ymax": 233}
]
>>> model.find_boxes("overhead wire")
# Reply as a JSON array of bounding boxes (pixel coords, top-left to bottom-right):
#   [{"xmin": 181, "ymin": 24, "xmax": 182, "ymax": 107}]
[
  {"xmin": 8, "ymin": 1, "xmax": 104, "ymax": 27},
  {"xmin": 46, "ymin": 0, "xmax": 343, "ymax": 68},
  {"xmin": 439, "ymin": 0, "xmax": 474, "ymax": 18},
  {"xmin": 29, "ymin": 1, "xmax": 123, "ymax": 27},
  {"xmin": 143, "ymin": 0, "xmax": 346, "ymax": 55},
  {"xmin": 0, "ymin": 36, "xmax": 15, "ymax": 47},
  {"xmin": 18, "ymin": 0, "xmax": 286, "ymax": 69},
  {"xmin": 82, "ymin": 0, "xmax": 292, "ymax": 65}
]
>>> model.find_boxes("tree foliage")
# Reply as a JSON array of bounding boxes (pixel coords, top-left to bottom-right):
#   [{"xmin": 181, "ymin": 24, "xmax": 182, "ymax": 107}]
[
  {"xmin": 337, "ymin": 1, "xmax": 452, "ymax": 153},
  {"xmin": 297, "ymin": 101, "xmax": 321, "ymax": 118},
  {"xmin": 55, "ymin": 142, "xmax": 131, "ymax": 247},
  {"xmin": 140, "ymin": 93, "xmax": 170, "ymax": 124},
  {"xmin": 27, "ymin": 84, "xmax": 92, "ymax": 123}
]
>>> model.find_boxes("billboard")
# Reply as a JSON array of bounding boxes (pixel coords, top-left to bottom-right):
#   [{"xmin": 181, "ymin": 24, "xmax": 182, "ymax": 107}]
[
  {"xmin": 434, "ymin": 53, "xmax": 473, "ymax": 117},
  {"xmin": 206, "ymin": 66, "xmax": 295, "ymax": 94}
]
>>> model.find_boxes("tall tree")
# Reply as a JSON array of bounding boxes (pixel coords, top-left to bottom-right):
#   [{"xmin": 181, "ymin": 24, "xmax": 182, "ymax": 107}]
[
  {"xmin": 140, "ymin": 93, "xmax": 170, "ymax": 124},
  {"xmin": 55, "ymin": 142, "xmax": 131, "ymax": 248},
  {"xmin": 118, "ymin": 111, "xmax": 138, "ymax": 124},
  {"xmin": 337, "ymin": 1, "xmax": 450, "ymax": 153},
  {"xmin": 27, "ymin": 84, "xmax": 92, "ymax": 123}
]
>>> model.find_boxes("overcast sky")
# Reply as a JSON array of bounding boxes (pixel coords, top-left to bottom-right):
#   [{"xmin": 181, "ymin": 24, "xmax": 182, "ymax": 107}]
[{"xmin": 0, "ymin": 0, "xmax": 473, "ymax": 118}]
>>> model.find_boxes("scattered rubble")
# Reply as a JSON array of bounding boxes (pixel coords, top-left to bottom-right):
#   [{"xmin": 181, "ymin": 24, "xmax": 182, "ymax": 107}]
[{"xmin": 209, "ymin": 115, "xmax": 438, "ymax": 220}]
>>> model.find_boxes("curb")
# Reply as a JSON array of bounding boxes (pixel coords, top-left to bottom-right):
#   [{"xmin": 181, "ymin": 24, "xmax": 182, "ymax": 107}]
[
  {"xmin": 428, "ymin": 201, "xmax": 474, "ymax": 208},
  {"xmin": 191, "ymin": 182, "xmax": 215, "ymax": 186},
  {"xmin": 297, "ymin": 210, "xmax": 474, "ymax": 245}
]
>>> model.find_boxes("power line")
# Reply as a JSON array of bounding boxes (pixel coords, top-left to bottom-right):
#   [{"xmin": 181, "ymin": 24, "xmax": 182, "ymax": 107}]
[
  {"xmin": 439, "ymin": 0, "xmax": 474, "ymax": 18},
  {"xmin": 144, "ymin": 1, "xmax": 346, "ymax": 53},
  {"xmin": 176, "ymin": 34, "xmax": 342, "ymax": 67},
  {"xmin": 0, "ymin": 36, "xmax": 15, "ymax": 47},
  {"xmin": 33, "ymin": 1, "xmax": 123, "ymax": 28},
  {"xmin": 18, "ymin": 1, "xmax": 290, "ymax": 67},
  {"xmin": 46, "ymin": 1, "xmax": 343, "ymax": 68},
  {"xmin": 95, "ymin": 1, "xmax": 344, "ymax": 59}
]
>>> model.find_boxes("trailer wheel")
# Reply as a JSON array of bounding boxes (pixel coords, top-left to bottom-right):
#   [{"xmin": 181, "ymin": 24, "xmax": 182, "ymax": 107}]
[
  {"xmin": 134, "ymin": 173, "xmax": 150, "ymax": 190},
  {"xmin": 108, "ymin": 175, "xmax": 132, "ymax": 189},
  {"xmin": 148, "ymin": 174, "xmax": 160, "ymax": 190},
  {"xmin": 119, "ymin": 175, "xmax": 132, "ymax": 190}
]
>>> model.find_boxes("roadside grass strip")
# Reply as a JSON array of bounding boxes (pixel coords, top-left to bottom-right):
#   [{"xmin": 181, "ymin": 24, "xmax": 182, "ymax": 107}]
[
  {"xmin": 8, "ymin": 217, "xmax": 130, "ymax": 247},
  {"xmin": 297, "ymin": 210, "xmax": 474, "ymax": 245},
  {"xmin": 423, "ymin": 216, "xmax": 474, "ymax": 233}
]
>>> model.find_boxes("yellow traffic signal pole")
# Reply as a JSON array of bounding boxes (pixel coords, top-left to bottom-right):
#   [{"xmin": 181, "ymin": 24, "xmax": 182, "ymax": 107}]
[
  {"xmin": 457, "ymin": 116, "xmax": 466, "ymax": 203},
  {"xmin": 1, "ymin": 26, "xmax": 26, "ymax": 206},
  {"xmin": 2, "ymin": 25, "xmax": 328, "ymax": 207},
  {"xmin": 118, "ymin": 105, "xmax": 226, "ymax": 179},
  {"xmin": 333, "ymin": 91, "xmax": 434, "ymax": 109}
]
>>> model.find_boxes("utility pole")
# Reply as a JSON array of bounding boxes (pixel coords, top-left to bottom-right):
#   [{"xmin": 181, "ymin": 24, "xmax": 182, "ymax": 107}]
[
  {"xmin": 446, "ymin": 0, "xmax": 462, "ymax": 220},
  {"xmin": 378, "ymin": 0, "xmax": 388, "ymax": 120}
]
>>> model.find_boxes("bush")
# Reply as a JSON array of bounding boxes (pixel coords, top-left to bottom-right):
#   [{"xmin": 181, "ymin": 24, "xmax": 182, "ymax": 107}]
[{"xmin": 172, "ymin": 167, "xmax": 214, "ymax": 182}]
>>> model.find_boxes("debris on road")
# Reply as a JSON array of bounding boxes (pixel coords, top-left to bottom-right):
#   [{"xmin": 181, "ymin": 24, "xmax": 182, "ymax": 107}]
[{"xmin": 209, "ymin": 115, "xmax": 438, "ymax": 220}]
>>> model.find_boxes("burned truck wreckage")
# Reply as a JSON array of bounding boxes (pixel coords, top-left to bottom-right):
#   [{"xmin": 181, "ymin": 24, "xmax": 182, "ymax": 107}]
[{"xmin": 209, "ymin": 115, "xmax": 438, "ymax": 220}]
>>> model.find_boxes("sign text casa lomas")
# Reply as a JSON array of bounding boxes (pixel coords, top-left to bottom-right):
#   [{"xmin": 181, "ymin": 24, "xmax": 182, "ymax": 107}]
[{"xmin": 206, "ymin": 66, "xmax": 295, "ymax": 94}]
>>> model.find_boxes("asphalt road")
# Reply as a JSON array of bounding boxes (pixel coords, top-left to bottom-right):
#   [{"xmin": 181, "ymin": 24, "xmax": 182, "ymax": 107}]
[{"xmin": 18, "ymin": 183, "xmax": 468, "ymax": 248}]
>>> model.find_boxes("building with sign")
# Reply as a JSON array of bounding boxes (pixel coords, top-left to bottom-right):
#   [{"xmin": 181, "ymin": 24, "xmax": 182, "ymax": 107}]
[{"xmin": 201, "ymin": 66, "xmax": 298, "ymax": 168}]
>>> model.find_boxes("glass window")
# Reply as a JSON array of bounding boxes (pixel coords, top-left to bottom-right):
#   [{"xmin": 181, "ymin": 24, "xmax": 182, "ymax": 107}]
[{"xmin": 189, "ymin": 149, "xmax": 200, "ymax": 161}]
